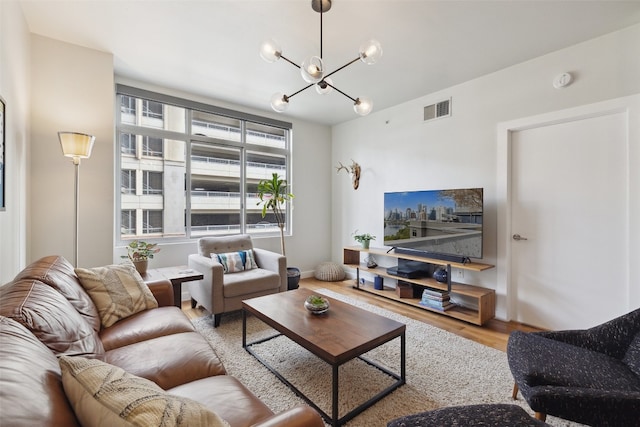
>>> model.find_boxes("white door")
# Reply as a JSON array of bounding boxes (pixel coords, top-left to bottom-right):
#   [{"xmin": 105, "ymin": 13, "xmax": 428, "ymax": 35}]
[{"xmin": 510, "ymin": 111, "xmax": 628, "ymax": 330}]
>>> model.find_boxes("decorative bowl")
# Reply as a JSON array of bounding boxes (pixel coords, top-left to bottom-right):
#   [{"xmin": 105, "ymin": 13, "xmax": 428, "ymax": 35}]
[{"xmin": 304, "ymin": 295, "xmax": 330, "ymax": 314}]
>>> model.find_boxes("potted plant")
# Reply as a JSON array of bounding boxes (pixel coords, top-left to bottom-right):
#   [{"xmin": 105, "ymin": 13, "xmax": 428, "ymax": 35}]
[
  {"xmin": 256, "ymin": 173, "xmax": 299, "ymax": 289},
  {"xmin": 352, "ymin": 230, "xmax": 376, "ymax": 249},
  {"xmin": 121, "ymin": 240, "xmax": 160, "ymax": 275}
]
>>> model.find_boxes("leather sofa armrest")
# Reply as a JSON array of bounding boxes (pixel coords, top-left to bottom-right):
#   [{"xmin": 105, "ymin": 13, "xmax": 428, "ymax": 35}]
[
  {"xmin": 253, "ymin": 248, "xmax": 287, "ymax": 292},
  {"xmin": 146, "ymin": 278, "xmax": 174, "ymax": 307},
  {"xmin": 250, "ymin": 405, "xmax": 324, "ymax": 427}
]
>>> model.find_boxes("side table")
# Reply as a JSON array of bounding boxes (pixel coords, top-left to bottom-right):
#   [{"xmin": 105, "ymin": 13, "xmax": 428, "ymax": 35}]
[{"xmin": 143, "ymin": 266, "xmax": 203, "ymax": 308}]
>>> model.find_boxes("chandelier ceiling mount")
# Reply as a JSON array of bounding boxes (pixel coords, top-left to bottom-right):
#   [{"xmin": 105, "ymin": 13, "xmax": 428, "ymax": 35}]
[{"xmin": 260, "ymin": 0, "xmax": 382, "ymax": 116}]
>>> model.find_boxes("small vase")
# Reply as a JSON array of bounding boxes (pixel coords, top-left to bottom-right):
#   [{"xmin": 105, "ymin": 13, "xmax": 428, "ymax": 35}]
[
  {"xmin": 433, "ymin": 268, "xmax": 448, "ymax": 283},
  {"xmin": 362, "ymin": 240, "xmax": 370, "ymax": 249},
  {"xmin": 133, "ymin": 260, "xmax": 148, "ymax": 276}
]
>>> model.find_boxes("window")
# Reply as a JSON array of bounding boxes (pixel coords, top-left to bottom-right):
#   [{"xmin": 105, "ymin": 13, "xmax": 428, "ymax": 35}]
[
  {"xmin": 142, "ymin": 136, "xmax": 163, "ymax": 157},
  {"xmin": 121, "ymin": 170, "xmax": 136, "ymax": 194},
  {"xmin": 142, "ymin": 100, "xmax": 163, "ymax": 120},
  {"xmin": 120, "ymin": 133, "xmax": 136, "ymax": 155},
  {"xmin": 116, "ymin": 85, "xmax": 292, "ymax": 243},
  {"xmin": 121, "ymin": 210, "xmax": 136, "ymax": 235},
  {"xmin": 143, "ymin": 171, "xmax": 163, "ymax": 195},
  {"xmin": 142, "ymin": 210, "xmax": 163, "ymax": 234}
]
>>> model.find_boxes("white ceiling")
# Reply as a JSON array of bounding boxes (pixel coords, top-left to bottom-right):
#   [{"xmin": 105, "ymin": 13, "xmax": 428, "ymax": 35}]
[{"xmin": 19, "ymin": 0, "xmax": 640, "ymax": 125}]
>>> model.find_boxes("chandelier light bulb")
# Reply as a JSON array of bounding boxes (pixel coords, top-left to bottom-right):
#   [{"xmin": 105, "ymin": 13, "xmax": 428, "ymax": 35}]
[
  {"xmin": 354, "ymin": 97, "xmax": 373, "ymax": 116},
  {"xmin": 260, "ymin": 39, "xmax": 282, "ymax": 63},
  {"xmin": 300, "ymin": 56, "xmax": 325, "ymax": 83},
  {"xmin": 359, "ymin": 39, "xmax": 383, "ymax": 65},
  {"xmin": 270, "ymin": 92, "xmax": 289, "ymax": 112},
  {"xmin": 315, "ymin": 77, "xmax": 333, "ymax": 95}
]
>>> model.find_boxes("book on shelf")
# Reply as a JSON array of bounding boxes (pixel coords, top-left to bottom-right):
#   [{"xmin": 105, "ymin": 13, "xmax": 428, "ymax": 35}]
[
  {"xmin": 421, "ymin": 287, "xmax": 450, "ymax": 298},
  {"xmin": 421, "ymin": 293, "xmax": 451, "ymax": 302},
  {"xmin": 419, "ymin": 299, "xmax": 455, "ymax": 311}
]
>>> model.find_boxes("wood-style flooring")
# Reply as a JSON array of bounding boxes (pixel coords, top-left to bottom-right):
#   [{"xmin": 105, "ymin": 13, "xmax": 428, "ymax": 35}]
[{"xmin": 181, "ymin": 278, "xmax": 543, "ymax": 352}]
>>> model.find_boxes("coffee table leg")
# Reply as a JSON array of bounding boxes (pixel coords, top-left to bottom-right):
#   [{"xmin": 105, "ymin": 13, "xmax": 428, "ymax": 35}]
[
  {"xmin": 332, "ymin": 364, "xmax": 339, "ymax": 426},
  {"xmin": 242, "ymin": 309, "xmax": 247, "ymax": 348},
  {"xmin": 401, "ymin": 331, "xmax": 406, "ymax": 382}
]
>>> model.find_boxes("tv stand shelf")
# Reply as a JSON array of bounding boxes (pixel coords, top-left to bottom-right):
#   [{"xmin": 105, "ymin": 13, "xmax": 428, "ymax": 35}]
[{"xmin": 343, "ymin": 246, "xmax": 495, "ymax": 326}]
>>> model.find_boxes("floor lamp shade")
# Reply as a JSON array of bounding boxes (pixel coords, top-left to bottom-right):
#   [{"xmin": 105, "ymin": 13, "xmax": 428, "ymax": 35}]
[
  {"xmin": 58, "ymin": 132, "xmax": 95, "ymax": 160},
  {"xmin": 58, "ymin": 131, "xmax": 95, "ymax": 267}
]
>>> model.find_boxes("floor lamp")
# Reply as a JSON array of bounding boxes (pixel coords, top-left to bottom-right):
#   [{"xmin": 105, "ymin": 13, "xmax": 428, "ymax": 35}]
[{"xmin": 58, "ymin": 131, "xmax": 95, "ymax": 267}]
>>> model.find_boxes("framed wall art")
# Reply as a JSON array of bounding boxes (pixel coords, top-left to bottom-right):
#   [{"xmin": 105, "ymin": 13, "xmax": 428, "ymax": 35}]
[{"xmin": 0, "ymin": 96, "xmax": 4, "ymax": 211}]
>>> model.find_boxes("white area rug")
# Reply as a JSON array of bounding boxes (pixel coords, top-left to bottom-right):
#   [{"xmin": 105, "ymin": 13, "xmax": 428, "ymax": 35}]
[{"xmin": 192, "ymin": 289, "xmax": 582, "ymax": 427}]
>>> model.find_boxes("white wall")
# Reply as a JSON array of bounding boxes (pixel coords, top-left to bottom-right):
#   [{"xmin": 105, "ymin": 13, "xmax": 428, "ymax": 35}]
[
  {"xmin": 0, "ymin": 1, "xmax": 30, "ymax": 283},
  {"xmin": 331, "ymin": 24, "xmax": 640, "ymax": 320},
  {"xmin": 30, "ymin": 35, "xmax": 115, "ymax": 268}
]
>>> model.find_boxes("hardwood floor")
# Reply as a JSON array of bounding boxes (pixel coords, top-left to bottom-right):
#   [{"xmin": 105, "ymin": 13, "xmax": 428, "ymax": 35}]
[{"xmin": 181, "ymin": 277, "xmax": 543, "ymax": 352}]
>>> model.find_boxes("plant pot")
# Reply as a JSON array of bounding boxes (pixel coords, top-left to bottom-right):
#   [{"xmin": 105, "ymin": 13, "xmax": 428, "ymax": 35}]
[
  {"xmin": 361, "ymin": 240, "xmax": 370, "ymax": 249},
  {"xmin": 133, "ymin": 260, "xmax": 148, "ymax": 276},
  {"xmin": 287, "ymin": 267, "xmax": 301, "ymax": 290}
]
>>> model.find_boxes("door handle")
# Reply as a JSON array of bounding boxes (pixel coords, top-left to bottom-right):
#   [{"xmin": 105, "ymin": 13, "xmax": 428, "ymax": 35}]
[{"xmin": 512, "ymin": 234, "xmax": 528, "ymax": 241}]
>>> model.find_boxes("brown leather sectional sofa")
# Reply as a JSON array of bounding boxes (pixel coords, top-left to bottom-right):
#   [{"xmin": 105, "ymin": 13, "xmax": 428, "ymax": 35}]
[{"xmin": 0, "ymin": 255, "xmax": 323, "ymax": 427}]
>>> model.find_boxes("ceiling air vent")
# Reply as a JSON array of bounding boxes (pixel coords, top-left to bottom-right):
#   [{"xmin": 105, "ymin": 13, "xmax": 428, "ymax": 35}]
[{"xmin": 424, "ymin": 99, "xmax": 451, "ymax": 122}]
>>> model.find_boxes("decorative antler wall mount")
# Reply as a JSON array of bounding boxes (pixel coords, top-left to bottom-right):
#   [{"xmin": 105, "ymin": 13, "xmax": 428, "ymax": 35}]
[{"xmin": 336, "ymin": 160, "xmax": 361, "ymax": 190}]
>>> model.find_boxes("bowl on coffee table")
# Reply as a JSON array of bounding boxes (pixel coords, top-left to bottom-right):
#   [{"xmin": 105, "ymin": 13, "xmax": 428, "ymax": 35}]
[{"xmin": 304, "ymin": 295, "xmax": 330, "ymax": 314}]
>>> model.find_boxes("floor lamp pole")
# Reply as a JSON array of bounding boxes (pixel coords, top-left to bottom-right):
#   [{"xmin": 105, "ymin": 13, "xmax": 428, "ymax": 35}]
[
  {"xmin": 73, "ymin": 157, "xmax": 80, "ymax": 268},
  {"xmin": 58, "ymin": 131, "xmax": 95, "ymax": 267}
]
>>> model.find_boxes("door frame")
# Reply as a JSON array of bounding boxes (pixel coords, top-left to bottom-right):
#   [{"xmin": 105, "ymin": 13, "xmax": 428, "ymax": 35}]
[{"xmin": 496, "ymin": 95, "xmax": 639, "ymax": 322}]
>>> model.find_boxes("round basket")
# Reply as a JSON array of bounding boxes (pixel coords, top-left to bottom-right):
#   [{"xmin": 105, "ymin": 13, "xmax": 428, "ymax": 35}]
[{"xmin": 314, "ymin": 262, "xmax": 346, "ymax": 282}]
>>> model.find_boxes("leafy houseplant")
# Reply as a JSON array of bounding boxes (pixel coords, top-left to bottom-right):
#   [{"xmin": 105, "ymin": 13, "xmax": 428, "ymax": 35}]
[
  {"xmin": 257, "ymin": 173, "xmax": 294, "ymax": 256},
  {"xmin": 352, "ymin": 231, "xmax": 376, "ymax": 249},
  {"xmin": 256, "ymin": 173, "xmax": 299, "ymax": 289},
  {"xmin": 121, "ymin": 240, "xmax": 160, "ymax": 275}
]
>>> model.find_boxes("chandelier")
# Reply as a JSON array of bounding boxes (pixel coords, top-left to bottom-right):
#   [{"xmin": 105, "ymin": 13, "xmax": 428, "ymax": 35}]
[{"xmin": 259, "ymin": 0, "xmax": 382, "ymax": 116}]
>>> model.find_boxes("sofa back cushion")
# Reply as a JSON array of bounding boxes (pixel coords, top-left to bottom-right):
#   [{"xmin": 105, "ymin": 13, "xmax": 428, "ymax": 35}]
[
  {"xmin": 0, "ymin": 279, "xmax": 104, "ymax": 357},
  {"xmin": 198, "ymin": 234, "xmax": 253, "ymax": 257},
  {"xmin": 59, "ymin": 355, "xmax": 229, "ymax": 427},
  {"xmin": 75, "ymin": 263, "xmax": 158, "ymax": 328},
  {"xmin": 13, "ymin": 255, "xmax": 101, "ymax": 332},
  {"xmin": 0, "ymin": 316, "xmax": 80, "ymax": 426}
]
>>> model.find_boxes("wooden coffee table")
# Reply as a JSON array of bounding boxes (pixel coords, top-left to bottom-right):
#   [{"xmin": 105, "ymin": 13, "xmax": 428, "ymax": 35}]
[{"xmin": 242, "ymin": 288, "xmax": 406, "ymax": 427}]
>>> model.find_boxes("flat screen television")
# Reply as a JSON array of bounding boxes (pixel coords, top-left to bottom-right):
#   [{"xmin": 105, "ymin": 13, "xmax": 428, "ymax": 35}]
[{"xmin": 384, "ymin": 188, "xmax": 483, "ymax": 262}]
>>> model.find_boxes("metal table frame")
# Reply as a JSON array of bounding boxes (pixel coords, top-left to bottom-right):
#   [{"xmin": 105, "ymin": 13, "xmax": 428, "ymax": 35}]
[{"xmin": 242, "ymin": 310, "xmax": 406, "ymax": 427}]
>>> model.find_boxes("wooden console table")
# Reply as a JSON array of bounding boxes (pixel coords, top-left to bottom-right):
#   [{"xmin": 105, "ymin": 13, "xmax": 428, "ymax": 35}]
[
  {"xmin": 344, "ymin": 246, "xmax": 495, "ymax": 325},
  {"xmin": 143, "ymin": 266, "xmax": 203, "ymax": 308}
]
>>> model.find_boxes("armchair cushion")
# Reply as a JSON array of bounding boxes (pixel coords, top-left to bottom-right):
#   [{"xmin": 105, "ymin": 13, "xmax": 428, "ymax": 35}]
[
  {"xmin": 75, "ymin": 264, "xmax": 158, "ymax": 328},
  {"xmin": 511, "ymin": 332, "xmax": 640, "ymax": 391},
  {"xmin": 222, "ymin": 268, "xmax": 281, "ymax": 298}
]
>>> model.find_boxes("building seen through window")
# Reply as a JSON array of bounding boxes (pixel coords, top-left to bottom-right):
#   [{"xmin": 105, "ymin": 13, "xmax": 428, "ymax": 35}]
[{"xmin": 116, "ymin": 87, "xmax": 292, "ymax": 242}]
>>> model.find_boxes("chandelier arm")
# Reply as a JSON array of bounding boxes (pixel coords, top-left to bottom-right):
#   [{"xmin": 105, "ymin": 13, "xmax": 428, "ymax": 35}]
[
  {"xmin": 280, "ymin": 54, "xmax": 301, "ymax": 69},
  {"xmin": 323, "ymin": 56, "xmax": 360, "ymax": 80},
  {"xmin": 286, "ymin": 83, "xmax": 315, "ymax": 100},
  {"xmin": 324, "ymin": 82, "xmax": 357, "ymax": 103}
]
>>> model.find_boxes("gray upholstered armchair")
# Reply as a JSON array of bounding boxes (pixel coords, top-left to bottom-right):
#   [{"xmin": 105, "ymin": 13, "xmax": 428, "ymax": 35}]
[
  {"xmin": 188, "ymin": 235, "xmax": 287, "ymax": 327},
  {"xmin": 507, "ymin": 308, "xmax": 640, "ymax": 426}
]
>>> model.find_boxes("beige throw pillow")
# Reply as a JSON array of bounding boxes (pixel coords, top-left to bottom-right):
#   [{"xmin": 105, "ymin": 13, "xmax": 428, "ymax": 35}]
[
  {"xmin": 75, "ymin": 264, "xmax": 158, "ymax": 328},
  {"xmin": 59, "ymin": 356, "xmax": 229, "ymax": 427}
]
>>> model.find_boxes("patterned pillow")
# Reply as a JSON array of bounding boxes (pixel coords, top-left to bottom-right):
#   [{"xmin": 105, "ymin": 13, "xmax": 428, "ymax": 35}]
[
  {"xmin": 245, "ymin": 249, "xmax": 259, "ymax": 269},
  {"xmin": 213, "ymin": 250, "xmax": 258, "ymax": 273},
  {"xmin": 75, "ymin": 264, "xmax": 158, "ymax": 328},
  {"xmin": 59, "ymin": 356, "xmax": 229, "ymax": 427}
]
